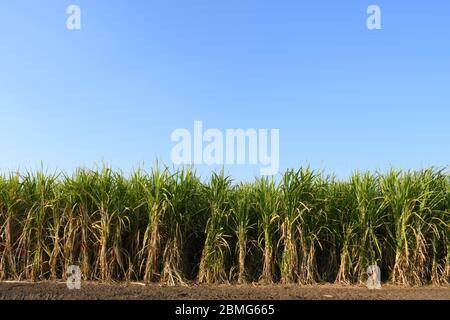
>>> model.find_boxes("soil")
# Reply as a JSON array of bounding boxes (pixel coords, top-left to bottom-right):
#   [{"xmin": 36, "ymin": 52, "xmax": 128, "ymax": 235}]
[{"xmin": 0, "ymin": 282, "xmax": 449, "ymax": 300}]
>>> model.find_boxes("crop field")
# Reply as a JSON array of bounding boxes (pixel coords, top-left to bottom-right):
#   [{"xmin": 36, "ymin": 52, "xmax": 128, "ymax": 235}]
[{"xmin": 0, "ymin": 166, "xmax": 449, "ymax": 290}]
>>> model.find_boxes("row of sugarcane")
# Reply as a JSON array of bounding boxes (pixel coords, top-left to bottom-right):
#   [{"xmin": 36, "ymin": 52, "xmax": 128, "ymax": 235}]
[{"xmin": 0, "ymin": 165, "xmax": 448, "ymax": 285}]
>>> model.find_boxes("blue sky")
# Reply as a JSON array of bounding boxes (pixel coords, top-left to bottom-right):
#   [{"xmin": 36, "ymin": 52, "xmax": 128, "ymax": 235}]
[{"xmin": 0, "ymin": 0, "xmax": 449, "ymax": 180}]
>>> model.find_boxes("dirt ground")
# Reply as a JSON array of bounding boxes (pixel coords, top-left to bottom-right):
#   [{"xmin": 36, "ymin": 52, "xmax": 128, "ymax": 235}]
[{"xmin": 0, "ymin": 282, "xmax": 449, "ymax": 300}]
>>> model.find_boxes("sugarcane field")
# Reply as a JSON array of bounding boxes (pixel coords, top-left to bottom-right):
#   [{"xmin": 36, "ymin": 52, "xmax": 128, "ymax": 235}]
[{"xmin": 0, "ymin": 166, "xmax": 449, "ymax": 300}]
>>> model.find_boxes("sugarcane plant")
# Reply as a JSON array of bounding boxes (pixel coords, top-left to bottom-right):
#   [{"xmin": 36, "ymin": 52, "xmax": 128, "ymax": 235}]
[
  {"xmin": 0, "ymin": 172, "xmax": 22, "ymax": 280},
  {"xmin": 161, "ymin": 168, "xmax": 201, "ymax": 285},
  {"xmin": 335, "ymin": 172, "xmax": 385, "ymax": 284},
  {"xmin": 141, "ymin": 165, "xmax": 170, "ymax": 282},
  {"xmin": 230, "ymin": 183, "xmax": 254, "ymax": 284},
  {"xmin": 198, "ymin": 171, "xmax": 232, "ymax": 284},
  {"xmin": 254, "ymin": 177, "xmax": 279, "ymax": 283}
]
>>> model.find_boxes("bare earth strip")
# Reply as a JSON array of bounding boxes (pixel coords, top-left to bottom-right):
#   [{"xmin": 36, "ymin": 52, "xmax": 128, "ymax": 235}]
[{"xmin": 0, "ymin": 282, "xmax": 449, "ymax": 300}]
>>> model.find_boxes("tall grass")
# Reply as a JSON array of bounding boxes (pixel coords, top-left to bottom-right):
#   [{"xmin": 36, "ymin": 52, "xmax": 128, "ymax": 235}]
[
  {"xmin": 254, "ymin": 177, "xmax": 279, "ymax": 283},
  {"xmin": 0, "ymin": 165, "xmax": 448, "ymax": 285},
  {"xmin": 334, "ymin": 173, "xmax": 385, "ymax": 284},
  {"xmin": 160, "ymin": 168, "xmax": 203, "ymax": 285},
  {"xmin": 231, "ymin": 183, "xmax": 253, "ymax": 284},
  {"xmin": 198, "ymin": 172, "xmax": 232, "ymax": 284}
]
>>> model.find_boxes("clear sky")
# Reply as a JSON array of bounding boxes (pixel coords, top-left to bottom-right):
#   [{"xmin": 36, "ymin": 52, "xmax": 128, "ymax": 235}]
[{"xmin": 1, "ymin": 0, "xmax": 449, "ymax": 180}]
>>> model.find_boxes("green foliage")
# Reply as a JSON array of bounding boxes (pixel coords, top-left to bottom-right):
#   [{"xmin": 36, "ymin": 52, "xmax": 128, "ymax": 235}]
[{"xmin": 0, "ymin": 165, "xmax": 448, "ymax": 285}]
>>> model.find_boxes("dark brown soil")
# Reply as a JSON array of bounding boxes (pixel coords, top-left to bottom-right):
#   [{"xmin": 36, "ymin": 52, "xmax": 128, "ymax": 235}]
[{"xmin": 0, "ymin": 282, "xmax": 448, "ymax": 300}]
